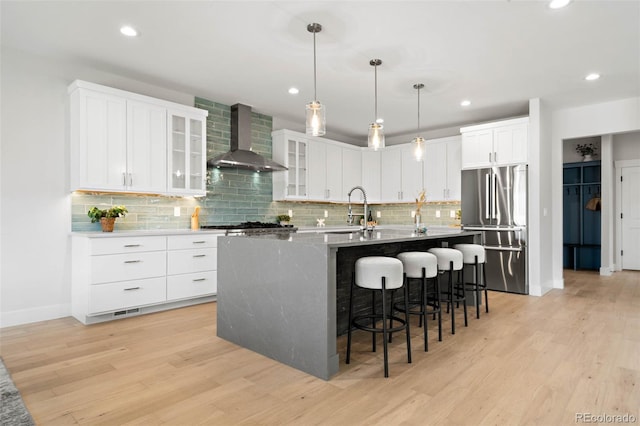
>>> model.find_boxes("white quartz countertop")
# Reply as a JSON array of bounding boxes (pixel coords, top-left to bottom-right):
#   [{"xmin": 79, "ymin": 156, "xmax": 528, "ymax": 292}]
[
  {"xmin": 71, "ymin": 229, "xmax": 226, "ymax": 238},
  {"xmin": 222, "ymin": 227, "xmax": 477, "ymax": 248}
]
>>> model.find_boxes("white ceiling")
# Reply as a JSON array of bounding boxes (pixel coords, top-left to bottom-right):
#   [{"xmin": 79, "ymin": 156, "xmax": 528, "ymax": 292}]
[{"xmin": 2, "ymin": 1, "xmax": 638, "ymax": 145}]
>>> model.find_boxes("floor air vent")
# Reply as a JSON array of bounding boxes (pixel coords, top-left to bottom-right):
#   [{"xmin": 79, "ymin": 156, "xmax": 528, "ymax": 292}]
[{"xmin": 113, "ymin": 308, "xmax": 140, "ymax": 317}]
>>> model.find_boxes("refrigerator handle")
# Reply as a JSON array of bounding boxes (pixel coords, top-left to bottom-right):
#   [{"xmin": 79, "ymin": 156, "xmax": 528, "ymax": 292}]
[
  {"xmin": 492, "ymin": 172, "xmax": 497, "ymax": 220},
  {"xmin": 485, "ymin": 173, "xmax": 491, "ymax": 220}
]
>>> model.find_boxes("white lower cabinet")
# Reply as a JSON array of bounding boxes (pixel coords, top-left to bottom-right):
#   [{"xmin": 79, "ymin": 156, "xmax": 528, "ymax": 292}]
[
  {"xmin": 72, "ymin": 233, "xmax": 220, "ymax": 324},
  {"xmin": 166, "ymin": 234, "xmax": 218, "ymax": 301},
  {"xmin": 89, "ymin": 277, "xmax": 167, "ymax": 314},
  {"xmin": 167, "ymin": 271, "xmax": 217, "ymax": 301}
]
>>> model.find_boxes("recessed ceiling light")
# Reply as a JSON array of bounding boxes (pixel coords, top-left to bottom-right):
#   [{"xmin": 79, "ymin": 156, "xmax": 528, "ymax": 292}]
[
  {"xmin": 460, "ymin": 100, "xmax": 471, "ymax": 107},
  {"xmin": 376, "ymin": 118, "xmax": 384, "ymax": 124},
  {"xmin": 585, "ymin": 73, "xmax": 600, "ymax": 81},
  {"xmin": 549, "ymin": 0, "xmax": 571, "ymax": 9},
  {"xmin": 288, "ymin": 87, "xmax": 299, "ymax": 95},
  {"xmin": 120, "ymin": 26, "xmax": 138, "ymax": 37}
]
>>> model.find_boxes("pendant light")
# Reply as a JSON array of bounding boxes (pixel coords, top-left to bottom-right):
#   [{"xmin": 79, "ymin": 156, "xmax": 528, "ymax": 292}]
[
  {"xmin": 367, "ymin": 59, "xmax": 385, "ymax": 150},
  {"xmin": 412, "ymin": 83, "xmax": 426, "ymax": 161},
  {"xmin": 306, "ymin": 23, "xmax": 325, "ymax": 137}
]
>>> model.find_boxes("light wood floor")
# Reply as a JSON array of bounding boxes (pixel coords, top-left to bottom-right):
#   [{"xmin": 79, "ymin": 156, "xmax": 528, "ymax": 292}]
[{"xmin": 1, "ymin": 270, "xmax": 639, "ymax": 425}]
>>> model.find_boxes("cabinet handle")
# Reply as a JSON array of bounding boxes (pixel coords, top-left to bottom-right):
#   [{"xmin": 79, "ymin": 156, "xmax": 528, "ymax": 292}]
[
  {"xmin": 489, "ymin": 153, "xmax": 492, "ymax": 163},
  {"xmin": 124, "ymin": 287, "xmax": 141, "ymax": 291},
  {"xmin": 494, "ymin": 152, "xmax": 497, "ymax": 163},
  {"xmin": 192, "ymin": 278, "xmax": 207, "ymax": 282},
  {"xmin": 193, "ymin": 254, "xmax": 206, "ymax": 258},
  {"xmin": 192, "ymin": 241, "xmax": 206, "ymax": 244},
  {"xmin": 124, "ymin": 260, "xmax": 141, "ymax": 264},
  {"xmin": 122, "ymin": 172, "xmax": 126, "ymax": 186},
  {"xmin": 128, "ymin": 173, "xmax": 133, "ymax": 186},
  {"xmin": 124, "ymin": 244, "xmax": 140, "ymax": 248}
]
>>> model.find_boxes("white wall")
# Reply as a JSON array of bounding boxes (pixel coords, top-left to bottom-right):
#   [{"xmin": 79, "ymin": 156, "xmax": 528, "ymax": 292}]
[
  {"xmin": 528, "ymin": 99, "xmax": 555, "ymax": 296},
  {"xmin": 0, "ymin": 47, "xmax": 197, "ymax": 327},
  {"xmin": 551, "ymin": 98, "xmax": 640, "ymax": 289},
  {"xmin": 613, "ymin": 131, "xmax": 640, "ymax": 161}
]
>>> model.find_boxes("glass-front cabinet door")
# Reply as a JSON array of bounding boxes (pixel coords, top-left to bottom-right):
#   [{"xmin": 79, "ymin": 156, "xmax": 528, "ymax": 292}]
[
  {"xmin": 288, "ymin": 138, "xmax": 307, "ymax": 198},
  {"xmin": 168, "ymin": 110, "xmax": 206, "ymax": 196}
]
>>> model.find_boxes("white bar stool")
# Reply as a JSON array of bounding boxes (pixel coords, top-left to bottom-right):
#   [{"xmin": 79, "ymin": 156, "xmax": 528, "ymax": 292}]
[
  {"xmin": 453, "ymin": 243, "xmax": 489, "ymax": 319},
  {"xmin": 427, "ymin": 248, "xmax": 467, "ymax": 335},
  {"xmin": 394, "ymin": 252, "xmax": 442, "ymax": 352},
  {"xmin": 346, "ymin": 256, "xmax": 411, "ymax": 378}
]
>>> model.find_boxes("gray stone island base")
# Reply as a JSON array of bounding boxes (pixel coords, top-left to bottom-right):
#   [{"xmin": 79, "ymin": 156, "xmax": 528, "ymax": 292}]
[{"xmin": 217, "ymin": 229, "xmax": 479, "ymax": 380}]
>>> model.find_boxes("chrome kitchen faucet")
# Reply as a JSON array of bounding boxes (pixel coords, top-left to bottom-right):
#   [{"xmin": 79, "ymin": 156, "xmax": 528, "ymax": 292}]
[{"xmin": 347, "ymin": 186, "xmax": 369, "ymax": 231}]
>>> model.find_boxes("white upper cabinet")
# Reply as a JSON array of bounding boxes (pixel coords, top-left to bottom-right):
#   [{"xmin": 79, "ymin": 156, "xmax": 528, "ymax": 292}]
[
  {"xmin": 273, "ymin": 130, "xmax": 355, "ymax": 202},
  {"xmin": 70, "ymin": 89, "xmax": 127, "ymax": 191},
  {"xmin": 424, "ymin": 135, "xmax": 461, "ymax": 201},
  {"xmin": 167, "ymin": 110, "xmax": 207, "ymax": 196},
  {"xmin": 380, "ymin": 145, "xmax": 423, "ymax": 203},
  {"xmin": 69, "ymin": 80, "xmax": 208, "ymax": 195},
  {"xmin": 380, "ymin": 147, "xmax": 403, "ymax": 202},
  {"xmin": 308, "ymin": 139, "xmax": 343, "ymax": 202},
  {"xmin": 127, "ymin": 100, "xmax": 167, "ymax": 194},
  {"xmin": 342, "ymin": 146, "xmax": 362, "ymax": 202},
  {"xmin": 460, "ymin": 117, "xmax": 529, "ymax": 169},
  {"xmin": 272, "ymin": 130, "xmax": 309, "ymax": 200},
  {"xmin": 361, "ymin": 149, "xmax": 381, "ymax": 203},
  {"xmin": 400, "ymin": 144, "xmax": 425, "ymax": 202}
]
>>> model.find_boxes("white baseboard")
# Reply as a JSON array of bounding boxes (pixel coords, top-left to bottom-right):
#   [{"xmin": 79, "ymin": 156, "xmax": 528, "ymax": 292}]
[
  {"xmin": 0, "ymin": 303, "xmax": 71, "ymax": 328},
  {"xmin": 600, "ymin": 266, "xmax": 613, "ymax": 276},
  {"xmin": 553, "ymin": 278, "xmax": 564, "ymax": 290}
]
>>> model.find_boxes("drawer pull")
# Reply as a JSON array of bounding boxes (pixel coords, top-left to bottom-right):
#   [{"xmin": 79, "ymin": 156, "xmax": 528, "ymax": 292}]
[
  {"xmin": 192, "ymin": 241, "xmax": 206, "ymax": 244},
  {"xmin": 193, "ymin": 254, "xmax": 206, "ymax": 258},
  {"xmin": 124, "ymin": 287, "xmax": 141, "ymax": 291},
  {"xmin": 124, "ymin": 260, "xmax": 141, "ymax": 264},
  {"xmin": 124, "ymin": 244, "xmax": 141, "ymax": 248},
  {"xmin": 192, "ymin": 278, "xmax": 207, "ymax": 282}
]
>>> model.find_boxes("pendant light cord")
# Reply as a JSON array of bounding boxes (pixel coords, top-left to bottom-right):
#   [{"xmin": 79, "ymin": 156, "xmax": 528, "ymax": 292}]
[
  {"xmin": 417, "ymin": 85, "xmax": 420, "ymax": 137},
  {"xmin": 374, "ymin": 63, "xmax": 378, "ymax": 121},
  {"xmin": 313, "ymin": 30, "xmax": 317, "ymax": 101}
]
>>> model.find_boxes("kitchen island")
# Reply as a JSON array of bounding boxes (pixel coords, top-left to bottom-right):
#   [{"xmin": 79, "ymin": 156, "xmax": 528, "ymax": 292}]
[{"xmin": 217, "ymin": 228, "xmax": 479, "ymax": 380}]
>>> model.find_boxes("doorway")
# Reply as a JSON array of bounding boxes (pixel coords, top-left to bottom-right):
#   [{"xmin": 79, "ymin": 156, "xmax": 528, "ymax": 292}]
[{"xmin": 616, "ymin": 160, "xmax": 640, "ymax": 270}]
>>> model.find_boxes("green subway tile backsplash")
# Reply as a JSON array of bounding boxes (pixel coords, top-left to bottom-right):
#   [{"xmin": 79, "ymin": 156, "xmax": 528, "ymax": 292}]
[{"xmin": 71, "ymin": 96, "xmax": 460, "ymax": 231}]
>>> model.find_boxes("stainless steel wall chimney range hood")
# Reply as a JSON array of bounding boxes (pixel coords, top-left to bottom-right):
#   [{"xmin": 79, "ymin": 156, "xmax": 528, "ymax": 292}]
[{"xmin": 207, "ymin": 103, "xmax": 287, "ymax": 172}]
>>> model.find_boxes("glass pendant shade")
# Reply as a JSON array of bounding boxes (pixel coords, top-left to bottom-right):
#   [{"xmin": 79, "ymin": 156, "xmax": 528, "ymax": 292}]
[
  {"xmin": 306, "ymin": 100, "xmax": 326, "ymax": 136},
  {"xmin": 368, "ymin": 123, "xmax": 385, "ymax": 150},
  {"xmin": 412, "ymin": 136, "xmax": 425, "ymax": 161}
]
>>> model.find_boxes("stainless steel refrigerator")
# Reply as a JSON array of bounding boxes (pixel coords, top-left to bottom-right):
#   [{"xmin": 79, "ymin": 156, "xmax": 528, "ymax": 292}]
[{"xmin": 461, "ymin": 165, "xmax": 528, "ymax": 294}]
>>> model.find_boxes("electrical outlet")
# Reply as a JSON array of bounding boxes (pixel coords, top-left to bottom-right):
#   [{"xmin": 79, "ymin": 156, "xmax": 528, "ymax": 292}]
[
  {"xmin": 411, "ymin": 211, "xmax": 416, "ymax": 218},
  {"xmin": 324, "ymin": 210, "xmax": 328, "ymax": 218},
  {"xmin": 435, "ymin": 210, "xmax": 441, "ymax": 218},
  {"xmin": 288, "ymin": 209, "xmax": 293, "ymax": 217},
  {"xmin": 173, "ymin": 207, "xmax": 181, "ymax": 217},
  {"xmin": 450, "ymin": 210, "xmax": 456, "ymax": 218},
  {"xmin": 376, "ymin": 211, "xmax": 381, "ymax": 218}
]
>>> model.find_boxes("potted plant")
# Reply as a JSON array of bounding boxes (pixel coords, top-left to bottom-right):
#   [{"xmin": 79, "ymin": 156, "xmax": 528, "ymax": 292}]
[
  {"xmin": 576, "ymin": 143, "xmax": 597, "ymax": 161},
  {"xmin": 276, "ymin": 214, "xmax": 291, "ymax": 226},
  {"xmin": 88, "ymin": 205, "xmax": 128, "ymax": 232}
]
